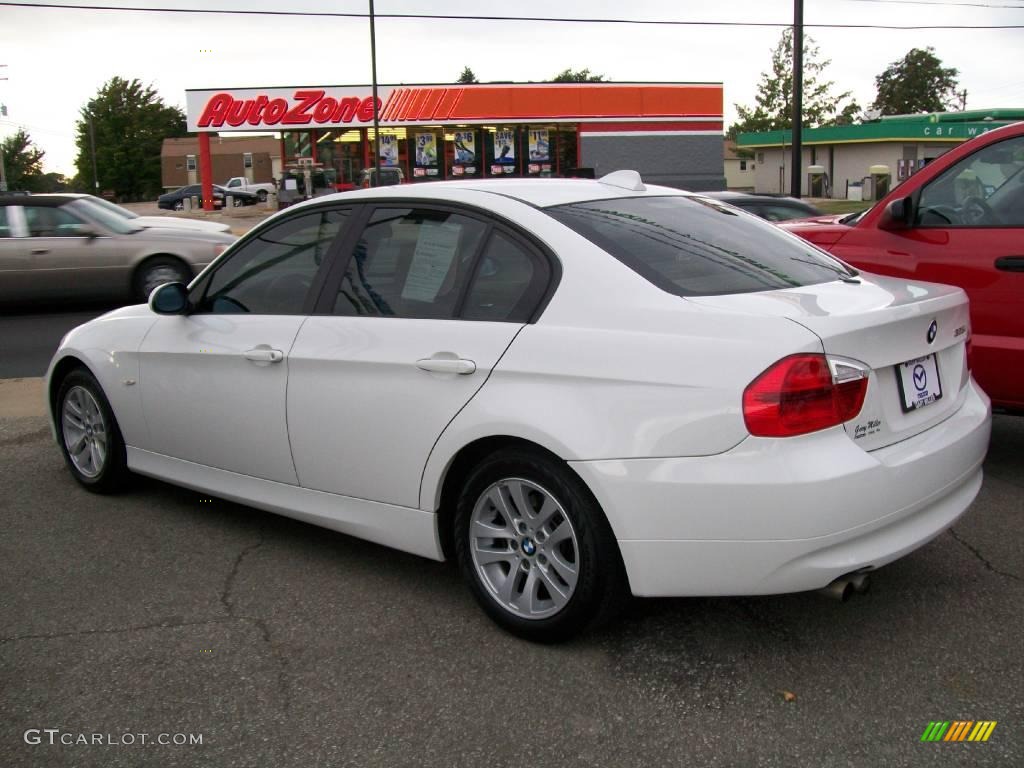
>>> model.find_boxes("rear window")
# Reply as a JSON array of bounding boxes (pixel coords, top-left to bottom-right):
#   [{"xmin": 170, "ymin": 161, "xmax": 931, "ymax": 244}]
[{"xmin": 547, "ymin": 195, "xmax": 853, "ymax": 296}]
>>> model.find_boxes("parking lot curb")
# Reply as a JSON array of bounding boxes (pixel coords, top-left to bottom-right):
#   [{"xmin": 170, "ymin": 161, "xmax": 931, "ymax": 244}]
[{"xmin": 0, "ymin": 377, "xmax": 46, "ymax": 418}]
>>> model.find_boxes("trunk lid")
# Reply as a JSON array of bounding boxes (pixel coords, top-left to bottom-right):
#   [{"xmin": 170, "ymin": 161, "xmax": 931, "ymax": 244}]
[{"xmin": 689, "ymin": 274, "xmax": 972, "ymax": 450}]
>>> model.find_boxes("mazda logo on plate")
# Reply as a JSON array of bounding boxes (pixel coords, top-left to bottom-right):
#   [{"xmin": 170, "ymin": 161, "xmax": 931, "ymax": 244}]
[
  {"xmin": 913, "ymin": 365, "xmax": 928, "ymax": 392},
  {"xmin": 927, "ymin": 320, "xmax": 937, "ymax": 344}
]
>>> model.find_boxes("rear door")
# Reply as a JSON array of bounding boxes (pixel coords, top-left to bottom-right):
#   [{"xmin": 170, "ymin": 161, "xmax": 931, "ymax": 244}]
[{"xmin": 286, "ymin": 203, "xmax": 553, "ymax": 508}]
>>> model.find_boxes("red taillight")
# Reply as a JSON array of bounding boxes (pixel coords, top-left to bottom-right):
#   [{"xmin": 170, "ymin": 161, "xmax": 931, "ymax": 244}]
[{"xmin": 743, "ymin": 353, "xmax": 868, "ymax": 438}]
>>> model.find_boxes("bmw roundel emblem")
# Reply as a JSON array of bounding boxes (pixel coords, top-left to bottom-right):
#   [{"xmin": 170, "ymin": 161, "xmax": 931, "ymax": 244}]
[
  {"xmin": 521, "ymin": 538, "xmax": 537, "ymax": 556},
  {"xmin": 927, "ymin": 320, "xmax": 938, "ymax": 344}
]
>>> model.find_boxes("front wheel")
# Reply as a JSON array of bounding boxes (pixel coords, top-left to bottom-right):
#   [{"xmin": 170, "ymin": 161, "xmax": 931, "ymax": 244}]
[
  {"xmin": 454, "ymin": 449, "xmax": 627, "ymax": 642},
  {"xmin": 56, "ymin": 369, "xmax": 128, "ymax": 493},
  {"xmin": 134, "ymin": 257, "xmax": 191, "ymax": 302},
  {"xmin": 257, "ymin": 189, "xmax": 268, "ymax": 202}
]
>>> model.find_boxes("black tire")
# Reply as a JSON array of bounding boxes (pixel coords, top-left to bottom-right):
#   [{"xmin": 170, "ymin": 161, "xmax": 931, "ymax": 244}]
[
  {"xmin": 55, "ymin": 368, "xmax": 128, "ymax": 494},
  {"xmin": 173, "ymin": 200, "xmax": 185, "ymax": 211},
  {"xmin": 133, "ymin": 256, "xmax": 191, "ymax": 302},
  {"xmin": 454, "ymin": 448, "xmax": 628, "ymax": 642},
  {"xmin": 257, "ymin": 189, "xmax": 268, "ymax": 202}
]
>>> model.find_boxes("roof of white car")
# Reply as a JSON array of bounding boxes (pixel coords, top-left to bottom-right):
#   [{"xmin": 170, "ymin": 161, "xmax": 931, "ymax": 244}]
[{"xmin": 301, "ymin": 171, "xmax": 691, "ymax": 210}]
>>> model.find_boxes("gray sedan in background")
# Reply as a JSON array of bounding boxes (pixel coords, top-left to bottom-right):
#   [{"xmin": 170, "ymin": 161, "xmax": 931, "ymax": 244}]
[{"xmin": 0, "ymin": 194, "xmax": 236, "ymax": 304}]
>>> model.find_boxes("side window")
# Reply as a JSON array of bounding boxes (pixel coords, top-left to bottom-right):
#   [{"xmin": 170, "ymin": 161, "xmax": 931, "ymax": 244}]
[
  {"xmin": 462, "ymin": 231, "xmax": 546, "ymax": 322},
  {"xmin": 0, "ymin": 207, "xmax": 11, "ymax": 238},
  {"xmin": 199, "ymin": 208, "xmax": 348, "ymax": 315},
  {"xmin": 24, "ymin": 206, "xmax": 87, "ymax": 237},
  {"xmin": 917, "ymin": 136, "xmax": 1024, "ymax": 227},
  {"xmin": 333, "ymin": 208, "xmax": 487, "ymax": 319}
]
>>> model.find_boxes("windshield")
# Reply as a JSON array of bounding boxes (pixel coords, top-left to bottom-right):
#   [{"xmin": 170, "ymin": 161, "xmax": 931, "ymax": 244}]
[
  {"xmin": 69, "ymin": 198, "xmax": 144, "ymax": 234},
  {"xmin": 79, "ymin": 194, "xmax": 139, "ymax": 220},
  {"xmin": 547, "ymin": 195, "xmax": 856, "ymax": 297}
]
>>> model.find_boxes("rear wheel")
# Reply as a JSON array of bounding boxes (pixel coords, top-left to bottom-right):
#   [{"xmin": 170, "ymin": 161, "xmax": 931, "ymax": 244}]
[
  {"xmin": 454, "ymin": 449, "xmax": 627, "ymax": 642},
  {"xmin": 56, "ymin": 369, "xmax": 128, "ymax": 493}
]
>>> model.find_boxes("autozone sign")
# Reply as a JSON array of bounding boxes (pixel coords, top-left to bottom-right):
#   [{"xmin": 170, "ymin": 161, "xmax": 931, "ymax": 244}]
[{"xmin": 185, "ymin": 84, "xmax": 724, "ymax": 132}]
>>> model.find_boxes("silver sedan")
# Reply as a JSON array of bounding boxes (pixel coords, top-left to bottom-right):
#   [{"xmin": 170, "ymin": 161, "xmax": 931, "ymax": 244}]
[{"xmin": 0, "ymin": 194, "xmax": 236, "ymax": 303}]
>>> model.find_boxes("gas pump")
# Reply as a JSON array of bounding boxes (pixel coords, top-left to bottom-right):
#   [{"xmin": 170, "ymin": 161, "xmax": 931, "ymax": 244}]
[
  {"xmin": 807, "ymin": 164, "xmax": 827, "ymax": 198},
  {"xmin": 868, "ymin": 165, "xmax": 891, "ymax": 201}
]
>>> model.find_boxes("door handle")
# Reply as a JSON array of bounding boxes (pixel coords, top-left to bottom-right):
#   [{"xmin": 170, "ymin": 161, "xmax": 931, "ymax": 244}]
[
  {"xmin": 244, "ymin": 347, "xmax": 284, "ymax": 363},
  {"xmin": 30, "ymin": 248, "xmax": 49, "ymax": 255},
  {"xmin": 994, "ymin": 256, "xmax": 1024, "ymax": 272},
  {"xmin": 416, "ymin": 357, "xmax": 476, "ymax": 375}
]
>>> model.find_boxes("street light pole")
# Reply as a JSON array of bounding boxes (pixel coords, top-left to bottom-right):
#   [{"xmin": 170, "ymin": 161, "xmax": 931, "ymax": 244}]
[{"xmin": 368, "ymin": 0, "xmax": 382, "ymax": 187}]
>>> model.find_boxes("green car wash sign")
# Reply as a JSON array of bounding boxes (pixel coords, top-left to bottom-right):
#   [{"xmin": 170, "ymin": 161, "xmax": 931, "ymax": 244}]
[{"xmin": 737, "ymin": 120, "xmax": 1013, "ymax": 148}]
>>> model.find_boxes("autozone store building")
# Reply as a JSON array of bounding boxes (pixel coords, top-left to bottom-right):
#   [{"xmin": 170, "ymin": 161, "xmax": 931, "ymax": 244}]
[{"xmin": 185, "ymin": 82, "xmax": 724, "ymax": 206}]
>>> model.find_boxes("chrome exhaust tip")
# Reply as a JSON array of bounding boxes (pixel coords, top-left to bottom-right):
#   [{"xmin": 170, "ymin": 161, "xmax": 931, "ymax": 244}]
[
  {"xmin": 820, "ymin": 578, "xmax": 854, "ymax": 602},
  {"xmin": 819, "ymin": 573, "xmax": 871, "ymax": 601}
]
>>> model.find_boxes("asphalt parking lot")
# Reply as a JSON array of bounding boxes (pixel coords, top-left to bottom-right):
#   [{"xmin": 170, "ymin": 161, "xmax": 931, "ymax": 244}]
[{"xmin": 1, "ymin": 382, "xmax": 1021, "ymax": 766}]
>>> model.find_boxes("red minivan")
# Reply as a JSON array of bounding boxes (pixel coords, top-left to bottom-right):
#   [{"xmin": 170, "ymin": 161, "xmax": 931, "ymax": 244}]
[{"xmin": 781, "ymin": 122, "xmax": 1024, "ymax": 412}]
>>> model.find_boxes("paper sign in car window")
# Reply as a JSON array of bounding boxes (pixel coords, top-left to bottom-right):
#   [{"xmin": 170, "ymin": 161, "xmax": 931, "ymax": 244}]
[{"xmin": 401, "ymin": 221, "xmax": 461, "ymax": 302}]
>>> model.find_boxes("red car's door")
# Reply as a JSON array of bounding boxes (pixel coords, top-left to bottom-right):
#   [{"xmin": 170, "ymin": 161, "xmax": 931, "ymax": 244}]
[{"xmin": 831, "ymin": 133, "xmax": 1024, "ymax": 409}]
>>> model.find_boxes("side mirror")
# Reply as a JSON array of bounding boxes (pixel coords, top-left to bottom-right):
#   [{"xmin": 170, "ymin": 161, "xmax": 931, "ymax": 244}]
[
  {"xmin": 878, "ymin": 196, "xmax": 914, "ymax": 231},
  {"xmin": 149, "ymin": 282, "xmax": 190, "ymax": 315}
]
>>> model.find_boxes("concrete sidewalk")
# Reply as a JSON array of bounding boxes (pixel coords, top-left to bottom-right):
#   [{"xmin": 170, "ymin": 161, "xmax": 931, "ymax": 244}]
[{"xmin": 0, "ymin": 377, "xmax": 46, "ymax": 418}]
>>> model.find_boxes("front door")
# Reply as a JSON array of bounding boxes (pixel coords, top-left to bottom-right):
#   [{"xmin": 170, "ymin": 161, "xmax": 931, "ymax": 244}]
[{"xmin": 137, "ymin": 207, "xmax": 351, "ymax": 483}]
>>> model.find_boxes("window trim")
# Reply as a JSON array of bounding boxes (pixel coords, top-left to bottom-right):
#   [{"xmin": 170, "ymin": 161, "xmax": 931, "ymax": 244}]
[
  {"xmin": 310, "ymin": 199, "xmax": 561, "ymax": 323},
  {"xmin": 188, "ymin": 202, "xmax": 356, "ymax": 316}
]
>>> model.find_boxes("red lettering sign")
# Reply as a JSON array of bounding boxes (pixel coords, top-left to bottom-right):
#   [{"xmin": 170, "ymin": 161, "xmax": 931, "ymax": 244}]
[{"xmin": 197, "ymin": 91, "xmax": 384, "ymax": 128}]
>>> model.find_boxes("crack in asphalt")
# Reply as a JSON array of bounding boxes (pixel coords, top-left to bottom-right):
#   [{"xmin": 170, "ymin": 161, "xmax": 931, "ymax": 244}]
[
  {"xmin": 0, "ymin": 617, "xmax": 244, "ymax": 646},
  {"xmin": 949, "ymin": 528, "xmax": 1023, "ymax": 583},
  {"xmin": 220, "ymin": 533, "xmax": 266, "ymax": 617},
  {"xmin": 218, "ymin": 531, "xmax": 292, "ymax": 714}
]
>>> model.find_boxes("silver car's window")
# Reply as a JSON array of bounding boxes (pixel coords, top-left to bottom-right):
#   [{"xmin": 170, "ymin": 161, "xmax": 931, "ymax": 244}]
[
  {"xmin": 198, "ymin": 208, "xmax": 348, "ymax": 315},
  {"xmin": 23, "ymin": 205, "xmax": 89, "ymax": 238},
  {"xmin": 547, "ymin": 196, "xmax": 852, "ymax": 297},
  {"xmin": 0, "ymin": 207, "xmax": 11, "ymax": 238},
  {"xmin": 332, "ymin": 208, "xmax": 487, "ymax": 319},
  {"xmin": 69, "ymin": 198, "xmax": 141, "ymax": 234}
]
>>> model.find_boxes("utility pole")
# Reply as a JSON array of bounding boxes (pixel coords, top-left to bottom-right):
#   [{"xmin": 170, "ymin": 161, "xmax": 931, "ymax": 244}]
[
  {"xmin": 368, "ymin": 0, "xmax": 382, "ymax": 187},
  {"xmin": 959, "ymin": 89, "xmax": 968, "ymax": 111},
  {"xmin": 791, "ymin": 0, "xmax": 804, "ymax": 199},
  {"xmin": 1, "ymin": 65, "xmax": 9, "ymax": 191},
  {"xmin": 87, "ymin": 112, "xmax": 100, "ymax": 192}
]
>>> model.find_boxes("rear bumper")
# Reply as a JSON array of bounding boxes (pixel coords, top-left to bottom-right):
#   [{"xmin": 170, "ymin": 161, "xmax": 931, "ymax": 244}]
[{"xmin": 570, "ymin": 379, "xmax": 991, "ymax": 597}]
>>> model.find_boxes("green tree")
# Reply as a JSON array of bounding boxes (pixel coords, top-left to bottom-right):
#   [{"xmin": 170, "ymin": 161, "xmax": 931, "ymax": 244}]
[
  {"xmin": 729, "ymin": 29, "xmax": 859, "ymax": 138},
  {"xmin": 74, "ymin": 77, "xmax": 188, "ymax": 201},
  {"xmin": 0, "ymin": 128, "xmax": 47, "ymax": 192},
  {"xmin": 550, "ymin": 68, "xmax": 606, "ymax": 83},
  {"xmin": 457, "ymin": 66, "xmax": 479, "ymax": 84},
  {"xmin": 871, "ymin": 47, "xmax": 960, "ymax": 115}
]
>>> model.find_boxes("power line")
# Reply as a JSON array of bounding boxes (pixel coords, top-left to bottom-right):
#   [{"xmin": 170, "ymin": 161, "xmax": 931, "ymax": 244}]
[
  {"xmin": 0, "ymin": 2, "xmax": 1022, "ymax": 28},
  {"xmin": 844, "ymin": 0, "xmax": 1024, "ymax": 8}
]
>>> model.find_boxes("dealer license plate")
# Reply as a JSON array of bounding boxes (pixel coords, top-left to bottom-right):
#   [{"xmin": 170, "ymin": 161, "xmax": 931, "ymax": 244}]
[{"xmin": 896, "ymin": 354, "xmax": 943, "ymax": 412}]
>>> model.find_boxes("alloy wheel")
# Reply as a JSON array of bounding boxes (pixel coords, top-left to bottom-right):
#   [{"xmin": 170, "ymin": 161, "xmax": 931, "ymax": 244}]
[
  {"xmin": 61, "ymin": 385, "xmax": 108, "ymax": 479},
  {"xmin": 469, "ymin": 478, "xmax": 580, "ymax": 620}
]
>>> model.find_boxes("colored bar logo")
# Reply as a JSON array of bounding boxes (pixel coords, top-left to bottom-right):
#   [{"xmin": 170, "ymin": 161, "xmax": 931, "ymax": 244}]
[{"xmin": 921, "ymin": 721, "xmax": 997, "ymax": 742}]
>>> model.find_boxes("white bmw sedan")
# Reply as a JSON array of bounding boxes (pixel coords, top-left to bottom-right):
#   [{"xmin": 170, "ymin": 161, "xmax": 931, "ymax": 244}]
[{"xmin": 46, "ymin": 171, "xmax": 991, "ymax": 642}]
